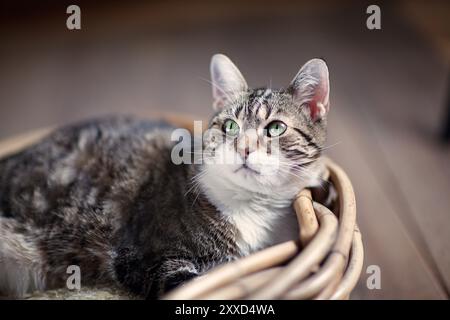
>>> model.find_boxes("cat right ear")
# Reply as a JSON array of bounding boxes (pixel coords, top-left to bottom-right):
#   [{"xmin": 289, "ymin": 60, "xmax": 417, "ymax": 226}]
[
  {"xmin": 289, "ymin": 59, "xmax": 330, "ymax": 122},
  {"xmin": 210, "ymin": 54, "xmax": 248, "ymax": 111}
]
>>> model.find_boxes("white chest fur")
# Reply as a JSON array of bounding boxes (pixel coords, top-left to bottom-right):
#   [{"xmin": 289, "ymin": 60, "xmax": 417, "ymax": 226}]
[
  {"xmin": 224, "ymin": 203, "xmax": 299, "ymax": 255},
  {"xmin": 198, "ymin": 168, "xmax": 320, "ymax": 255}
]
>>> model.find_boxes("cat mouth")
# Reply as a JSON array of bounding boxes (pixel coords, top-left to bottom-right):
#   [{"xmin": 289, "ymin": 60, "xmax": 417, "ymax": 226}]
[{"xmin": 234, "ymin": 163, "xmax": 260, "ymax": 175}]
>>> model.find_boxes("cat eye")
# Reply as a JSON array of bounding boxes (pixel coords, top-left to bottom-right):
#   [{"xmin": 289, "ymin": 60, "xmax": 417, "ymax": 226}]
[
  {"xmin": 223, "ymin": 119, "xmax": 240, "ymax": 136},
  {"xmin": 266, "ymin": 121, "xmax": 287, "ymax": 137}
]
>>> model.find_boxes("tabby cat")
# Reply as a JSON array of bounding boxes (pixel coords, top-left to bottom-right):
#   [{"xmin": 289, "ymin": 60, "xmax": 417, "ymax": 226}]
[{"xmin": 0, "ymin": 54, "xmax": 330, "ymax": 298}]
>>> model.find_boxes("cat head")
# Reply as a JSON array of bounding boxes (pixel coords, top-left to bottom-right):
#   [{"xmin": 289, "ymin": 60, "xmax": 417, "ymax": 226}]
[{"xmin": 202, "ymin": 54, "xmax": 329, "ymax": 193}]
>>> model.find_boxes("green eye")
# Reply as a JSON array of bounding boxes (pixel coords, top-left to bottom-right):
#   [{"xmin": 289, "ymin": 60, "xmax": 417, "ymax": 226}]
[
  {"xmin": 266, "ymin": 121, "xmax": 287, "ymax": 137},
  {"xmin": 223, "ymin": 119, "xmax": 240, "ymax": 136}
]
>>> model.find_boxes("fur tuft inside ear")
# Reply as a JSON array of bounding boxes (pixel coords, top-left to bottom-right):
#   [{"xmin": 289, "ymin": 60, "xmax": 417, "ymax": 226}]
[
  {"xmin": 210, "ymin": 54, "xmax": 248, "ymax": 111},
  {"xmin": 289, "ymin": 59, "xmax": 330, "ymax": 121}
]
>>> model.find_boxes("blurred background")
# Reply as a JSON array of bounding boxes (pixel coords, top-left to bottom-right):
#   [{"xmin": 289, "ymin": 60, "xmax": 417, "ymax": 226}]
[{"xmin": 0, "ymin": 0, "xmax": 449, "ymax": 299}]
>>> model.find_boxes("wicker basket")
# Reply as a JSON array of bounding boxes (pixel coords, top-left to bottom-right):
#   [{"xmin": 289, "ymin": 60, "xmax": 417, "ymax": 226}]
[{"xmin": 0, "ymin": 115, "xmax": 363, "ymax": 300}]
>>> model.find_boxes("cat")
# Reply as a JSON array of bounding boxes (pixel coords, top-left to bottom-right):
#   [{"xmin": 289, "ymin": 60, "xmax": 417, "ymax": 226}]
[{"xmin": 0, "ymin": 54, "xmax": 330, "ymax": 299}]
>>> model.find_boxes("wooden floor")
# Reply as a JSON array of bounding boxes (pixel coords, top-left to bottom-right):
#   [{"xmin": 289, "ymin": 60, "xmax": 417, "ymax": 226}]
[{"xmin": 0, "ymin": 0, "xmax": 449, "ymax": 299}]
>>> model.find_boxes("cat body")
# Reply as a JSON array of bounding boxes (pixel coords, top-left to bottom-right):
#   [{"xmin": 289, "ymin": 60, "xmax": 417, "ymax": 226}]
[
  {"xmin": 0, "ymin": 54, "xmax": 330, "ymax": 298},
  {"xmin": 0, "ymin": 117, "xmax": 239, "ymax": 298}
]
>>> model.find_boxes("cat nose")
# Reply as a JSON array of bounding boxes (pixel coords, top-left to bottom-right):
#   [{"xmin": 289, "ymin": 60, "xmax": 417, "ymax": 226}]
[
  {"xmin": 239, "ymin": 146, "xmax": 250, "ymax": 159},
  {"xmin": 237, "ymin": 130, "xmax": 257, "ymax": 159}
]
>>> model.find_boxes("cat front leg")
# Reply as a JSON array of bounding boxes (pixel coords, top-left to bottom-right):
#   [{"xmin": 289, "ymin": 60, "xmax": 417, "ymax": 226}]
[{"xmin": 147, "ymin": 258, "xmax": 199, "ymax": 299}]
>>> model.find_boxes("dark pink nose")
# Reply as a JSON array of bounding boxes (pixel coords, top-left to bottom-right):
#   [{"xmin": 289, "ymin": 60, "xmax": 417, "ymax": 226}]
[
  {"xmin": 239, "ymin": 146, "xmax": 250, "ymax": 160},
  {"xmin": 237, "ymin": 130, "xmax": 257, "ymax": 159}
]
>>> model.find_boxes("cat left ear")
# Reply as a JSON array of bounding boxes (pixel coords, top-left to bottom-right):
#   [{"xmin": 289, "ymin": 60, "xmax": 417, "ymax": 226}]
[
  {"xmin": 210, "ymin": 54, "xmax": 248, "ymax": 111},
  {"xmin": 289, "ymin": 59, "xmax": 330, "ymax": 121}
]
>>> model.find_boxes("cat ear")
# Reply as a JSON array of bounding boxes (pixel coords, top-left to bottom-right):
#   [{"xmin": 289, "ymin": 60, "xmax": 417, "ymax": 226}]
[
  {"xmin": 210, "ymin": 54, "xmax": 248, "ymax": 111},
  {"xmin": 289, "ymin": 59, "xmax": 330, "ymax": 121}
]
